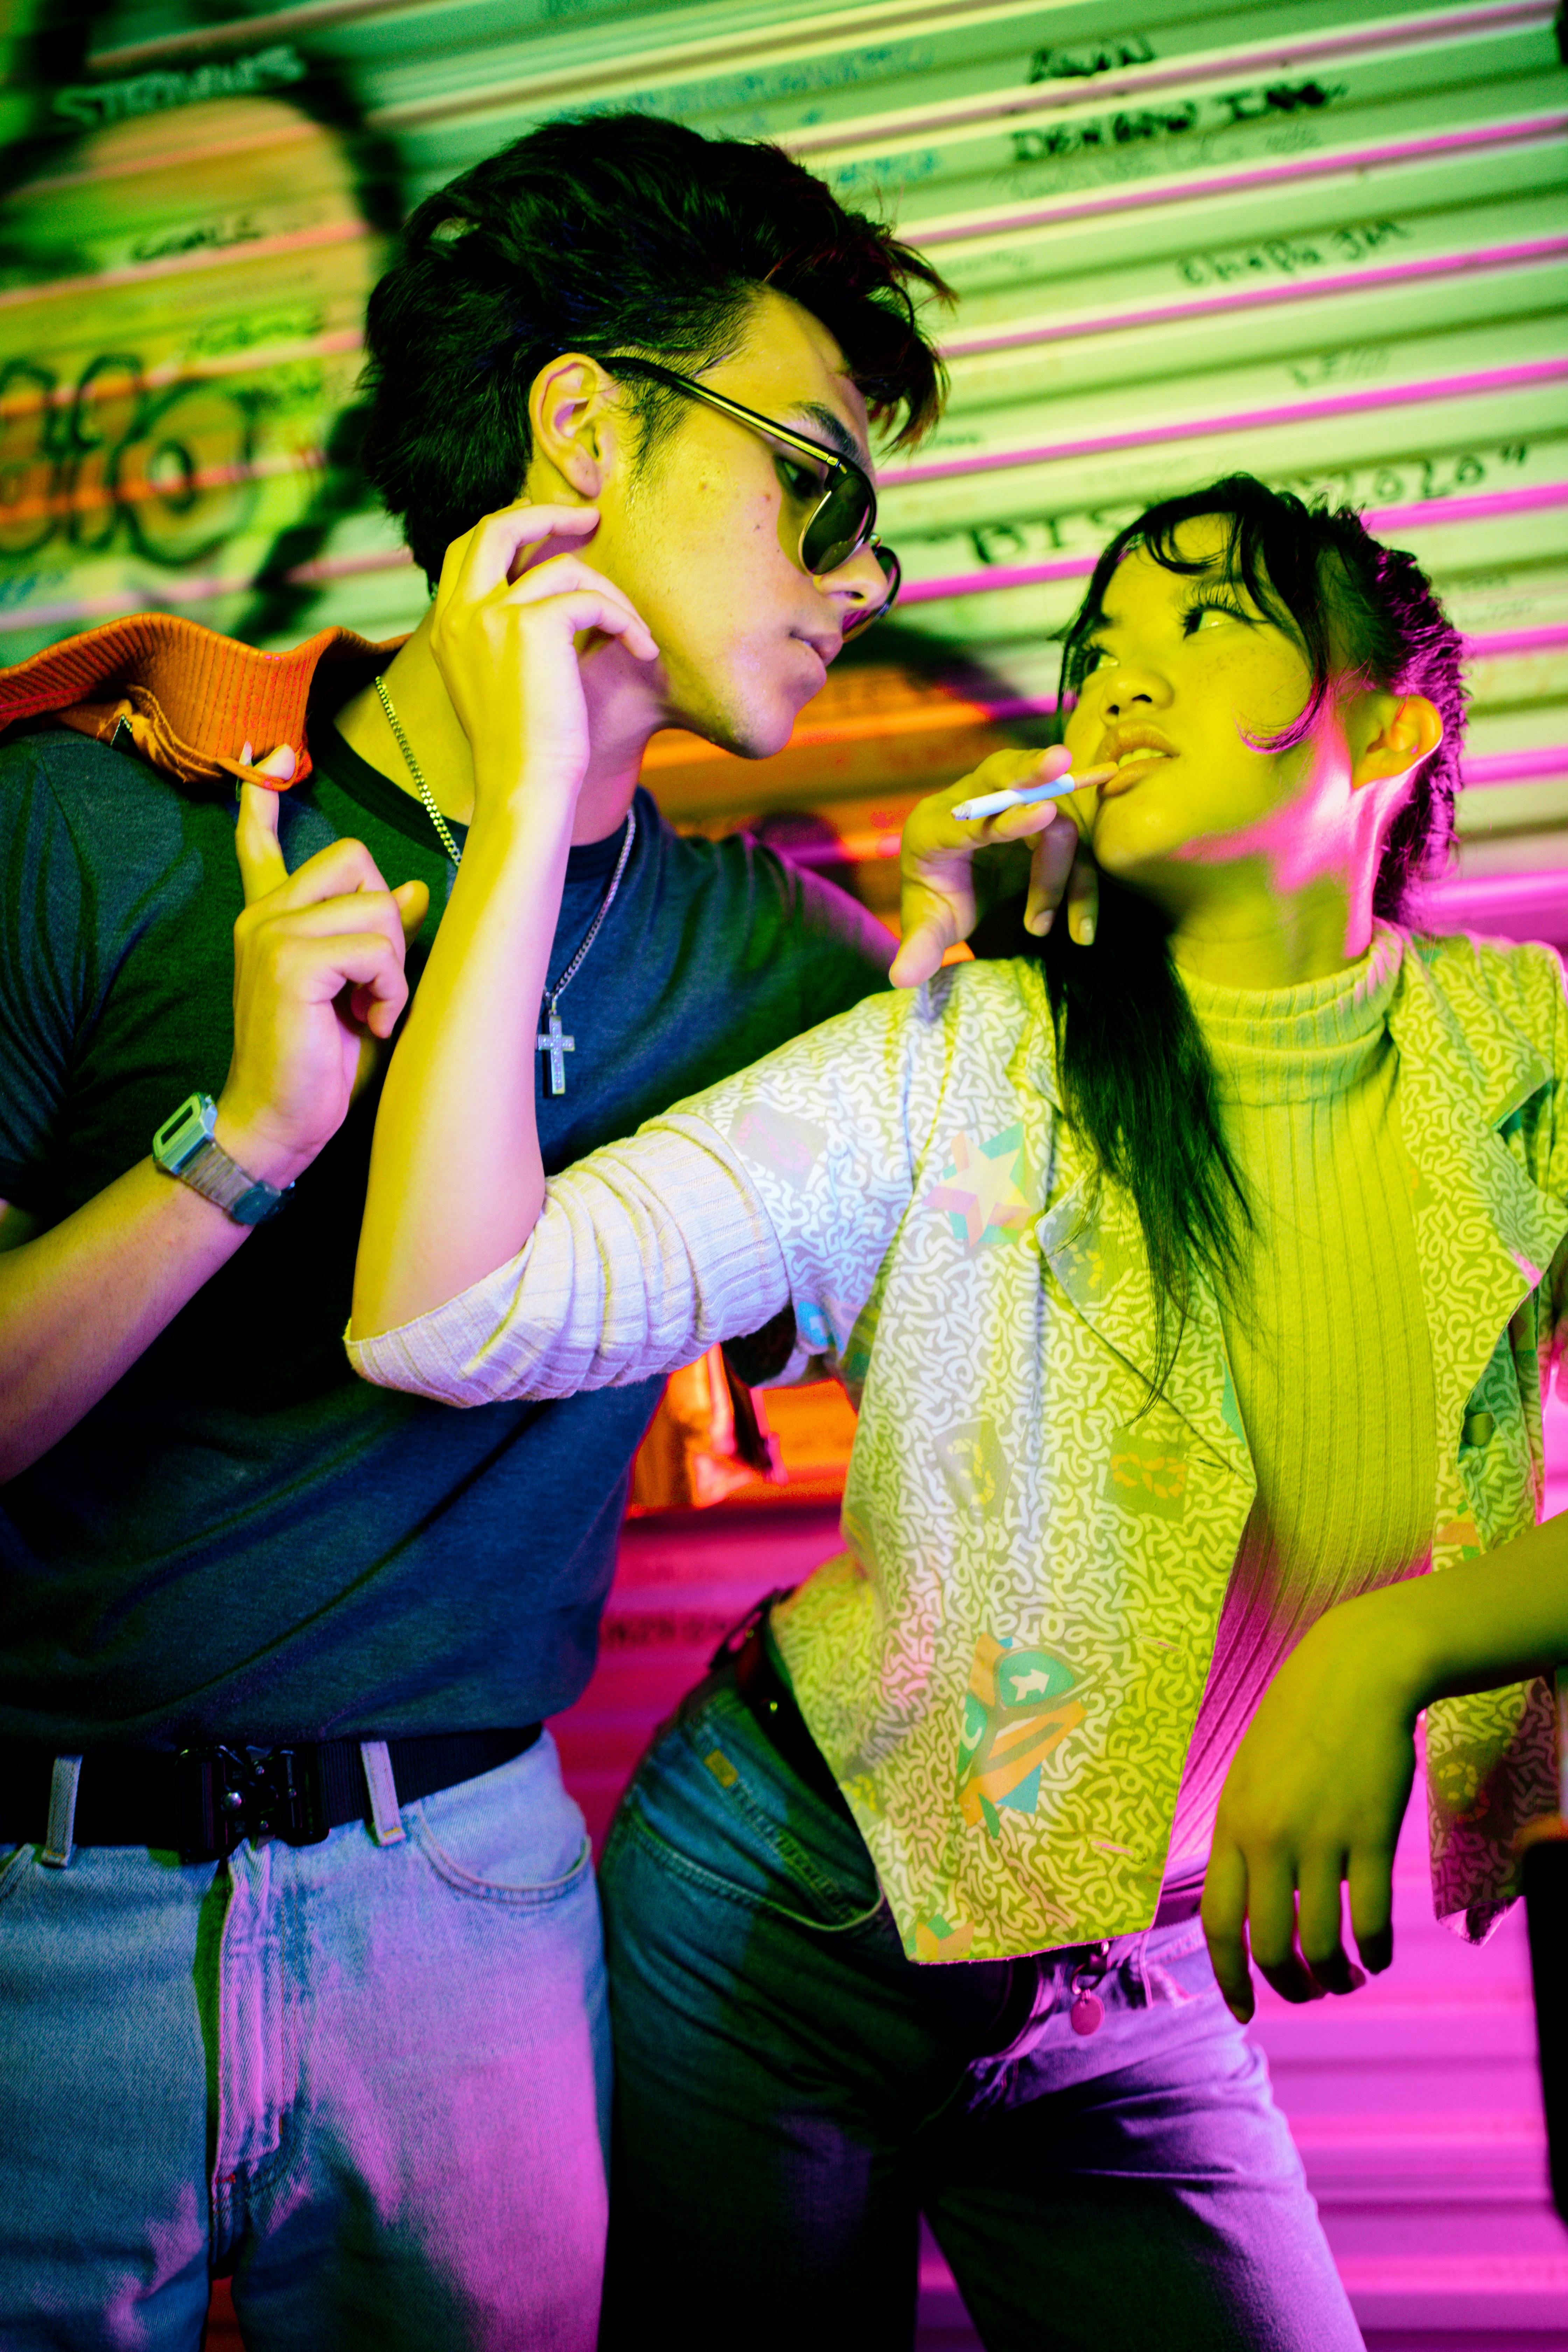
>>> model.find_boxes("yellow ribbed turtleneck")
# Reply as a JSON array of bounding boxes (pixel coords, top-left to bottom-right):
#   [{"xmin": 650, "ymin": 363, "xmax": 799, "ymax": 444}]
[{"xmin": 1166, "ymin": 926, "xmax": 1438, "ymax": 1873}]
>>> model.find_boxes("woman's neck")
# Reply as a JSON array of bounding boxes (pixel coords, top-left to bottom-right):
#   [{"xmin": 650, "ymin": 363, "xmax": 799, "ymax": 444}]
[{"xmin": 1161, "ymin": 864, "xmax": 1373, "ymax": 992}]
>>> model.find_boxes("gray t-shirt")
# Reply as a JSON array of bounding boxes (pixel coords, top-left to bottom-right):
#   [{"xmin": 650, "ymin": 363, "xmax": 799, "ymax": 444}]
[{"xmin": 0, "ymin": 713, "xmax": 892, "ymax": 1748}]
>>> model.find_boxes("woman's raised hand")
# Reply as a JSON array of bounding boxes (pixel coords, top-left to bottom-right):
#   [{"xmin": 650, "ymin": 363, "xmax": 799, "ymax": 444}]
[
  {"xmin": 427, "ymin": 499, "xmax": 658, "ymax": 820},
  {"xmin": 1202, "ymin": 1595, "xmax": 1416, "ymax": 2024},
  {"xmin": 892, "ymin": 748, "xmax": 1100, "ymax": 988}
]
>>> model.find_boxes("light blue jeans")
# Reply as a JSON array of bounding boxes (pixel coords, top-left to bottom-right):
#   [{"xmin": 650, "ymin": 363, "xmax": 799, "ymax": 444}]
[
  {"xmin": 599, "ymin": 1662, "xmax": 1366, "ymax": 2352},
  {"xmin": 0, "ymin": 1731, "xmax": 608, "ymax": 2351}
]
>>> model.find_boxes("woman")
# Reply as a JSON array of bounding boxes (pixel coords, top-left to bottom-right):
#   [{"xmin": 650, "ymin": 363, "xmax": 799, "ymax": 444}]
[{"xmin": 341, "ymin": 474, "xmax": 1567, "ymax": 2348}]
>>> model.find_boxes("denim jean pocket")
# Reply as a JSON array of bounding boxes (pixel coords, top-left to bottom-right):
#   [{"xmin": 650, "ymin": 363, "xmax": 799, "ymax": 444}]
[
  {"xmin": 610, "ymin": 1698, "xmax": 886, "ymax": 1940},
  {"xmin": 413, "ymin": 1741, "xmax": 593, "ymax": 1909},
  {"xmin": 1141, "ymin": 1918, "xmax": 1221, "ymax": 2008},
  {"xmin": 0, "ymin": 1842, "xmax": 28, "ymax": 1906}
]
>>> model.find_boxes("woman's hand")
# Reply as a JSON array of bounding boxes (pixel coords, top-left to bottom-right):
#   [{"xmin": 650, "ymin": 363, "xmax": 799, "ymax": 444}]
[
  {"xmin": 1203, "ymin": 1594, "xmax": 1422, "ymax": 2024},
  {"xmin": 428, "ymin": 499, "xmax": 658, "ymax": 821},
  {"xmin": 892, "ymin": 748, "xmax": 1102, "ymax": 988}
]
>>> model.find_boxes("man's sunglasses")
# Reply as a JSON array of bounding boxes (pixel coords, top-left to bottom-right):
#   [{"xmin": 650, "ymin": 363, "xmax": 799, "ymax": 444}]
[{"xmin": 600, "ymin": 355, "xmax": 900, "ymax": 636}]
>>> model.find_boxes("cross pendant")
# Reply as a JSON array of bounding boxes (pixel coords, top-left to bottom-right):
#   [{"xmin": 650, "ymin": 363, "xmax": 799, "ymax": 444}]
[{"xmin": 537, "ymin": 1006, "xmax": 576, "ymax": 1098}]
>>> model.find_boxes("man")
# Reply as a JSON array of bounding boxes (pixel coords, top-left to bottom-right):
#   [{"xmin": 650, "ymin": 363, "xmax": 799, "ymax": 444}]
[{"xmin": 0, "ymin": 111, "xmax": 1079, "ymax": 2347}]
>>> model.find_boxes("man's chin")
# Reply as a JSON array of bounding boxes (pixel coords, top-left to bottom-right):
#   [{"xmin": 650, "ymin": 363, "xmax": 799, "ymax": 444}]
[
  {"xmin": 691, "ymin": 701, "xmax": 804, "ymax": 764},
  {"xmin": 658, "ymin": 665, "xmax": 817, "ymax": 764}
]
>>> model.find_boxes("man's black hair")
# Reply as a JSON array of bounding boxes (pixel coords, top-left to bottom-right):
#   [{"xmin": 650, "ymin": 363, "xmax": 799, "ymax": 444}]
[{"xmin": 359, "ymin": 112, "xmax": 952, "ymax": 587}]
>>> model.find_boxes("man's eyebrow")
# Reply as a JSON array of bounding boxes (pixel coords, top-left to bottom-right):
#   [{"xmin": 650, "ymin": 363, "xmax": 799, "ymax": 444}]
[{"xmin": 793, "ymin": 401, "xmax": 869, "ymax": 470}]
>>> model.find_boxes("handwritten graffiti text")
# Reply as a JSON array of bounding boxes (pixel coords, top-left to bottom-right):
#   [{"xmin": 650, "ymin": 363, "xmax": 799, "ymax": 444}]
[
  {"xmin": 1028, "ymin": 34, "xmax": 1155, "ymax": 81},
  {"xmin": 1011, "ymin": 78, "xmax": 1346, "ymax": 164},
  {"xmin": 53, "ymin": 43, "xmax": 306, "ymax": 130},
  {"xmin": 1179, "ymin": 218, "xmax": 1410, "ymax": 286}
]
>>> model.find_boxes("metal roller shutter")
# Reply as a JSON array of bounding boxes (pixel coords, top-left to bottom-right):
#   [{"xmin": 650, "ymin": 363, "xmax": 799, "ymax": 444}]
[{"xmin": 0, "ymin": 0, "xmax": 1563, "ymax": 932}]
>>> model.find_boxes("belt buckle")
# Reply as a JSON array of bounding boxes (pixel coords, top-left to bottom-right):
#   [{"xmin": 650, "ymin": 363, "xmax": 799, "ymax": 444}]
[{"xmin": 178, "ymin": 1745, "xmax": 329, "ymax": 1863}]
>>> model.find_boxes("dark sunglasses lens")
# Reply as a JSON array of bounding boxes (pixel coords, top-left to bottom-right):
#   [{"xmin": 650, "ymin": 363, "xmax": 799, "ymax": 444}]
[
  {"xmin": 802, "ymin": 474, "xmax": 873, "ymax": 575},
  {"xmin": 842, "ymin": 545, "xmax": 900, "ymax": 636}
]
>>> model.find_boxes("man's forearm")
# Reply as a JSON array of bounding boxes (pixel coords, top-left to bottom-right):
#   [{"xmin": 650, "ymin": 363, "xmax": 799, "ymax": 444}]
[
  {"xmin": 0, "ymin": 1158, "xmax": 251, "ymax": 1480},
  {"xmin": 352, "ymin": 800, "xmax": 572, "ymax": 1339}
]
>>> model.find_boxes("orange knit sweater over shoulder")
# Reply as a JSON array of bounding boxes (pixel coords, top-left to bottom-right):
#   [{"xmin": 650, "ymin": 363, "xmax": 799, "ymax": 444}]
[{"xmin": 0, "ymin": 613, "xmax": 405, "ymax": 792}]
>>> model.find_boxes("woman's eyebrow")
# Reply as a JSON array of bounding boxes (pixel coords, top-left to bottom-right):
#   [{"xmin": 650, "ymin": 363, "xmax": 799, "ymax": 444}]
[{"xmin": 1185, "ymin": 555, "xmax": 1251, "ymax": 593}]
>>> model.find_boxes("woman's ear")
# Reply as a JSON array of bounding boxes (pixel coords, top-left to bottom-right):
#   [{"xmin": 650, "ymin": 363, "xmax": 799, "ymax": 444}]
[{"xmin": 1350, "ymin": 693, "xmax": 1442, "ymax": 793}]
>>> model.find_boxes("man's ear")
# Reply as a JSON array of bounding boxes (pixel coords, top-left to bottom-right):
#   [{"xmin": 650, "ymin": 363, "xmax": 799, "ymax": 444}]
[
  {"xmin": 1350, "ymin": 692, "xmax": 1442, "ymax": 792},
  {"xmin": 525, "ymin": 354, "xmax": 627, "ymax": 502}
]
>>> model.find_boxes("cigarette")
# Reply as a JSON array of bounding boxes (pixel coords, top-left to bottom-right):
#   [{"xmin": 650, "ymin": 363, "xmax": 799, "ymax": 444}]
[{"xmin": 952, "ymin": 774, "xmax": 1080, "ymax": 821}]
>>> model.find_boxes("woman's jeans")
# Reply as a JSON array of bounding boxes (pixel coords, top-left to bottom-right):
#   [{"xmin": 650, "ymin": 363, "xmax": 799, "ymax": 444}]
[
  {"xmin": 598, "ymin": 1659, "xmax": 1365, "ymax": 2352},
  {"xmin": 0, "ymin": 1731, "xmax": 608, "ymax": 2352}
]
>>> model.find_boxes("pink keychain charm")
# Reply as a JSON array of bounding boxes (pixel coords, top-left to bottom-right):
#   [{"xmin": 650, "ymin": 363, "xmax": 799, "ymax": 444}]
[{"xmin": 1068, "ymin": 1940, "xmax": 1112, "ymax": 2035}]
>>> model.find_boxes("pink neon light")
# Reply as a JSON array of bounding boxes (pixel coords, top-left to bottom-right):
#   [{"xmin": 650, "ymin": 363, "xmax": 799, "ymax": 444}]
[
  {"xmin": 885, "ymin": 360, "xmax": 1568, "ymax": 489},
  {"xmin": 786, "ymin": 1, "xmax": 1552, "ymax": 160},
  {"xmin": 931, "ymin": 625, "xmax": 1568, "ymax": 696},
  {"xmin": 1464, "ymin": 625, "xmax": 1568, "ymax": 658},
  {"xmin": 0, "ymin": 330, "xmax": 363, "ymax": 421},
  {"xmin": 899, "ymin": 556, "xmax": 1094, "ymax": 602},
  {"xmin": 897, "ymin": 502, "xmax": 1568, "ymax": 611},
  {"xmin": 908, "ymin": 115, "xmax": 1568, "ymax": 247},
  {"xmin": 0, "ymin": 218, "xmax": 369, "ymax": 312},
  {"xmin": 1423, "ymin": 867, "xmax": 1568, "ymax": 911},
  {"xmin": 1461, "ymin": 746, "xmax": 1568, "ymax": 785},
  {"xmin": 1364, "ymin": 480, "xmax": 1568, "ymax": 530},
  {"xmin": 944, "ymin": 240, "xmax": 1568, "ymax": 360}
]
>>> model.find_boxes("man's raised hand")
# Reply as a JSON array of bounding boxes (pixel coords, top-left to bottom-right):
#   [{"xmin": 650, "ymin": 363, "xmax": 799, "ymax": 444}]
[
  {"xmin": 224, "ymin": 773, "xmax": 430, "ymax": 1188},
  {"xmin": 892, "ymin": 748, "xmax": 1102, "ymax": 989},
  {"xmin": 428, "ymin": 500, "xmax": 658, "ymax": 819}
]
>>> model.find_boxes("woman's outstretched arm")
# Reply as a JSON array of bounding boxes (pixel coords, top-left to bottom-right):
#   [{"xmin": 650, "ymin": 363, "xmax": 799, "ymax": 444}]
[{"xmin": 1203, "ymin": 1509, "xmax": 1568, "ymax": 2022}]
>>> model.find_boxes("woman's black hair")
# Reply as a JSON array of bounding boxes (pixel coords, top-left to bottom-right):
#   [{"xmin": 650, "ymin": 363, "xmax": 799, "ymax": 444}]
[
  {"xmin": 1045, "ymin": 472, "xmax": 1467, "ymax": 1391},
  {"xmin": 360, "ymin": 112, "xmax": 952, "ymax": 587}
]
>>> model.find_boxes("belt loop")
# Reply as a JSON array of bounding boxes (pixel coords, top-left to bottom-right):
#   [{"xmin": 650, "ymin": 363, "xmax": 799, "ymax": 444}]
[
  {"xmin": 40, "ymin": 1755, "xmax": 83, "ymax": 1868},
  {"xmin": 359, "ymin": 1741, "xmax": 406, "ymax": 1847}
]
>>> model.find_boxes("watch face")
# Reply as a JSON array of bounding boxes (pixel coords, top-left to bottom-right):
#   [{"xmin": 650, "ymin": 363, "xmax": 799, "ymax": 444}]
[{"xmin": 153, "ymin": 1092, "xmax": 217, "ymax": 1172}]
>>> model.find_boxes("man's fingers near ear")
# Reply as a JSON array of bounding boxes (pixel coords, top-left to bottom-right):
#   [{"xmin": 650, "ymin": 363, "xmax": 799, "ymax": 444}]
[
  {"xmin": 462, "ymin": 499, "xmax": 598, "ymax": 595},
  {"xmin": 236, "ymin": 780, "xmax": 289, "ymax": 905}
]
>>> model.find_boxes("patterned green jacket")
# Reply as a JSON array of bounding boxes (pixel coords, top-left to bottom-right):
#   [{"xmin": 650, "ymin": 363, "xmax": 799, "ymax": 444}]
[{"xmin": 351, "ymin": 925, "xmax": 1568, "ymax": 1961}]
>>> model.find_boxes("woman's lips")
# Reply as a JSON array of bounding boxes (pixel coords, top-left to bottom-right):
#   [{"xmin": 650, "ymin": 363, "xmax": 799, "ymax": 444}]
[{"xmin": 1098, "ymin": 749, "xmax": 1175, "ymax": 799}]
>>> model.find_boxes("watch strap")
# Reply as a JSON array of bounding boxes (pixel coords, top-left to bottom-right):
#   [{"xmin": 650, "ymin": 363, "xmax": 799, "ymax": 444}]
[
  {"xmin": 175, "ymin": 1135, "xmax": 290, "ymax": 1226},
  {"xmin": 153, "ymin": 1092, "xmax": 291, "ymax": 1226}
]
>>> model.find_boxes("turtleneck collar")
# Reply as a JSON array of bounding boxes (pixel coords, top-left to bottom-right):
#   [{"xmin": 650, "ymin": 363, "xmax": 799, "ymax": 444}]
[{"xmin": 1178, "ymin": 923, "xmax": 1405, "ymax": 1106}]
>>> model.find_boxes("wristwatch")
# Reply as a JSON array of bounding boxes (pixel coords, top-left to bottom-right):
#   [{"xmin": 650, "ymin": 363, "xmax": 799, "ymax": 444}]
[{"xmin": 152, "ymin": 1093, "xmax": 293, "ymax": 1226}]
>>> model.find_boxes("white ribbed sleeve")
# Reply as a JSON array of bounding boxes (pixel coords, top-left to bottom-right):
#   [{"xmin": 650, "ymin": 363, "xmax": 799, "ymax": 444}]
[{"xmin": 345, "ymin": 1112, "xmax": 789, "ymax": 1408}]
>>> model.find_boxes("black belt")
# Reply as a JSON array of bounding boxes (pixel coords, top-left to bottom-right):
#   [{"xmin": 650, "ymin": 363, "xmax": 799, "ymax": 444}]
[
  {"xmin": 722, "ymin": 1599, "xmax": 854, "ymax": 1824},
  {"xmin": 0, "ymin": 1726, "xmax": 541, "ymax": 1864}
]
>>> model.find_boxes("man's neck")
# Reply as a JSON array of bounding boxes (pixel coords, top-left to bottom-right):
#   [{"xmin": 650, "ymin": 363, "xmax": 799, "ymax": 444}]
[{"xmin": 334, "ymin": 610, "xmax": 648, "ymax": 846}]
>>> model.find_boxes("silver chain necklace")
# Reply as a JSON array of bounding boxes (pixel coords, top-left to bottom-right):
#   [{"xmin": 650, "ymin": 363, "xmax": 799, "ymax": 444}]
[{"xmin": 373, "ymin": 673, "xmax": 637, "ymax": 1099}]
